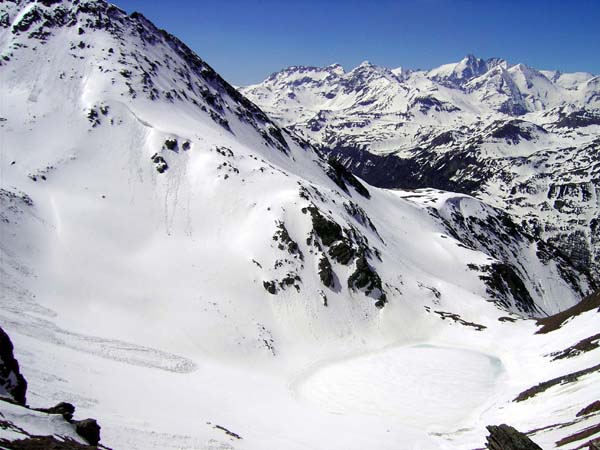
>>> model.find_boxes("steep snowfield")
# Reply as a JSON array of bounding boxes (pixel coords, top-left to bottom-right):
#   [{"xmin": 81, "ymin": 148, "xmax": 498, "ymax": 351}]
[{"xmin": 0, "ymin": 1, "xmax": 599, "ymax": 449}]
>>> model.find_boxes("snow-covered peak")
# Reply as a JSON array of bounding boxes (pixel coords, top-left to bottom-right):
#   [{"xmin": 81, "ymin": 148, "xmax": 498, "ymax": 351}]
[
  {"xmin": 242, "ymin": 55, "xmax": 600, "ymax": 283},
  {"xmin": 326, "ymin": 62, "xmax": 345, "ymax": 75},
  {"xmin": 427, "ymin": 54, "xmax": 499, "ymax": 86}
]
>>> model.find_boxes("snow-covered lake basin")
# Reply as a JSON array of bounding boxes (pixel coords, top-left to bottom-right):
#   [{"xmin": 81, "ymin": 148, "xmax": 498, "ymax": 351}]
[{"xmin": 294, "ymin": 344, "xmax": 504, "ymax": 431}]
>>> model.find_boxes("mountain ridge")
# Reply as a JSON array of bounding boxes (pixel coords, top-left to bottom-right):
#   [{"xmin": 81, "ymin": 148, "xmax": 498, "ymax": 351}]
[{"xmin": 241, "ymin": 55, "xmax": 600, "ymax": 284}]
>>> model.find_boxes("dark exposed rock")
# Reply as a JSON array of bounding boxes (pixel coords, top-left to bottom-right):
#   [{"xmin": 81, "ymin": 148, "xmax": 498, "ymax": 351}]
[
  {"xmin": 347, "ymin": 251, "xmax": 386, "ymax": 307},
  {"xmin": 328, "ymin": 241, "xmax": 354, "ymax": 265},
  {"xmin": 318, "ymin": 255, "xmax": 334, "ymax": 288},
  {"xmin": 86, "ymin": 108, "xmax": 100, "ymax": 127},
  {"xmin": 514, "ymin": 363, "xmax": 600, "ymax": 402},
  {"xmin": 214, "ymin": 424, "xmax": 242, "ymax": 440},
  {"xmin": 429, "ymin": 130, "xmax": 457, "ymax": 147},
  {"xmin": 554, "ymin": 109, "xmax": 600, "ymax": 129},
  {"xmin": 325, "ymin": 158, "xmax": 370, "ymax": 198},
  {"xmin": 263, "ymin": 280, "xmax": 277, "ymax": 295},
  {"xmin": 479, "ymin": 263, "xmax": 537, "ymax": 314},
  {"xmin": 35, "ymin": 402, "xmax": 75, "ymax": 421},
  {"xmin": 0, "ymin": 329, "xmax": 104, "ymax": 447},
  {"xmin": 550, "ymin": 333, "xmax": 600, "ymax": 360},
  {"xmin": 537, "ymin": 289, "xmax": 600, "ymax": 334},
  {"xmin": 485, "ymin": 424, "xmax": 542, "ymax": 450},
  {"xmin": 434, "ymin": 310, "xmax": 486, "ymax": 331},
  {"xmin": 555, "ymin": 423, "xmax": 600, "ymax": 448},
  {"xmin": 326, "ymin": 145, "xmax": 484, "ymax": 195},
  {"xmin": 273, "ymin": 222, "xmax": 303, "ymax": 260},
  {"xmin": 150, "ymin": 153, "xmax": 168, "ymax": 173},
  {"xmin": 163, "ymin": 138, "xmax": 177, "ymax": 151},
  {"xmin": 73, "ymin": 419, "xmax": 100, "ymax": 446},
  {"xmin": 0, "ymin": 435, "xmax": 102, "ymax": 450},
  {"xmin": 488, "ymin": 120, "xmax": 546, "ymax": 144},
  {"xmin": 577, "ymin": 400, "xmax": 600, "ymax": 417},
  {"xmin": 0, "ymin": 326, "xmax": 27, "ymax": 406},
  {"xmin": 278, "ymin": 272, "xmax": 301, "ymax": 292},
  {"xmin": 343, "ymin": 201, "xmax": 380, "ymax": 237},
  {"xmin": 411, "ymin": 95, "xmax": 459, "ymax": 113},
  {"xmin": 306, "ymin": 206, "xmax": 343, "ymax": 246}
]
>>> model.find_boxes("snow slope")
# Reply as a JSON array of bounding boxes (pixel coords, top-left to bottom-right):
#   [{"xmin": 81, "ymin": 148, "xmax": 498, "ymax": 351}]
[{"xmin": 0, "ymin": 1, "xmax": 599, "ymax": 449}]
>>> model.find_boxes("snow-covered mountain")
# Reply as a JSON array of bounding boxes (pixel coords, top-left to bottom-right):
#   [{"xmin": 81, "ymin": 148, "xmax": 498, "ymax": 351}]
[
  {"xmin": 241, "ymin": 58, "xmax": 600, "ymax": 283},
  {"xmin": 1, "ymin": 1, "xmax": 599, "ymax": 449}
]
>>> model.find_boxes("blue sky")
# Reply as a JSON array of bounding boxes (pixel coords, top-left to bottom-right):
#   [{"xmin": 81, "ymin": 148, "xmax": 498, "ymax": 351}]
[{"xmin": 112, "ymin": 0, "xmax": 600, "ymax": 86}]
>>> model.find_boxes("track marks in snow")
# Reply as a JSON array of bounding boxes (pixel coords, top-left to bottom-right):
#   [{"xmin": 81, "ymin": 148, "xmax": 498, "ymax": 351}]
[{"xmin": 0, "ymin": 314, "xmax": 196, "ymax": 373}]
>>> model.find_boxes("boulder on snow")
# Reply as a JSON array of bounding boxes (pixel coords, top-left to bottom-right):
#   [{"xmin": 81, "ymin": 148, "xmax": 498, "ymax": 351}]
[
  {"xmin": 73, "ymin": 419, "xmax": 101, "ymax": 446},
  {"xmin": 0, "ymin": 326, "xmax": 28, "ymax": 406},
  {"xmin": 485, "ymin": 424, "xmax": 542, "ymax": 450},
  {"xmin": 35, "ymin": 402, "xmax": 76, "ymax": 421}
]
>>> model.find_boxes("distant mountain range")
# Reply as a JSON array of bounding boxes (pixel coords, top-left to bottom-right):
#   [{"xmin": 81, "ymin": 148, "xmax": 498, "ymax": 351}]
[{"xmin": 241, "ymin": 56, "xmax": 600, "ymax": 283}]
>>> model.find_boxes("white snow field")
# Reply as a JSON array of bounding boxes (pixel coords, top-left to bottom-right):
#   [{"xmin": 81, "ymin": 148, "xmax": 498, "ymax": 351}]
[
  {"xmin": 0, "ymin": 1, "xmax": 599, "ymax": 449},
  {"xmin": 293, "ymin": 344, "xmax": 504, "ymax": 430}
]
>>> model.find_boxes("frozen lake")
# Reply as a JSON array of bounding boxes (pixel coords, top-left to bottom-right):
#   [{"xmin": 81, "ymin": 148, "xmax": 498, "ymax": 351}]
[{"xmin": 294, "ymin": 344, "xmax": 504, "ymax": 431}]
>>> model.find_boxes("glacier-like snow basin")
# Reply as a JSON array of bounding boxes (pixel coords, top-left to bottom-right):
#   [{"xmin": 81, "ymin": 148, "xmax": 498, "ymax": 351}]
[{"xmin": 293, "ymin": 344, "xmax": 504, "ymax": 432}]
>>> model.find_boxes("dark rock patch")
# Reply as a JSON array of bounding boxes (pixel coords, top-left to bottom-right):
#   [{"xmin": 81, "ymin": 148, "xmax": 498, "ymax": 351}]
[
  {"xmin": 163, "ymin": 138, "xmax": 177, "ymax": 151},
  {"xmin": 35, "ymin": 402, "xmax": 75, "ymax": 421},
  {"xmin": 347, "ymin": 251, "xmax": 386, "ymax": 307},
  {"xmin": 514, "ymin": 363, "xmax": 600, "ymax": 402},
  {"xmin": 318, "ymin": 255, "xmax": 334, "ymax": 288},
  {"xmin": 73, "ymin": 419, "xmax": 100, "ymax": 446},
  {"xmin": 554, "ymin": 109, "xmax": 600, "ymax": 129},
  {"xmin": 263, "ymin": 280, "xmax": 277, "ymax": 295},
  {"xmin": 214, "ymin": 424, "xmax": 242, "ymax": 440},
  {"xmin": 555, "ymin": 423, "xmax": 600, "ymax": 448},
  {"xmin": 0, "ymin": 435, "xmax": 103, "ymax": 450},
  {"xmin": 485, "ymin": 424, "xmax": 542, "ymax": 450},
  {"xmin": 537, "ymin": 289, "xmax": 600, "ymax": 334},
  {"xmin": 0, "ymin": 326, "xmax": 27, "ymax": 406},
  {"xmin": 478, "ymin": 263, "xmax": 538, "ymax": 314},
  {"xmin": 306, "ymin": 206, "xmax": 343, "ymax": 246},
  {"xmin": 150, "ymin": 153, "xmax": 168, "ymax": 173},
  {"xmin": 434, "ymin": 310, "xmax": 486, "ymax": 331},
  {"xmin": 273, "ymin": 222, "xmax": 303, "ymax": 260},
  {"xmin": 488, "ymin": 120, "xmax": 546, "ymax": 145},
  {"xmin": 550, "ymin": 333, "xmax": 600, "ymax": 361},
  {"xmin": 328, "ymin": 241, "xmax": 354, "ymax": 265},
  {"xmin": 577, "ymin": 400, "xmax": 600, "ymax": 417},
  {"xmin": 325, "ymin": 158, "xmax": 370, "ymax": 198}
]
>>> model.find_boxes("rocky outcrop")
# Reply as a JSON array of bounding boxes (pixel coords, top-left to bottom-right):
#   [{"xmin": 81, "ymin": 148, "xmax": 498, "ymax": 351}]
[
  {"xmin": 537, "ymin": 289, "xmax": 600, "ymax": 334},
  {"xmin": 0, "ymin": 436, "xmax": 102, "ymax": 449},
  {"xmin": 0, "ymin": 326, "xmax": 27, "ymax": 406},
  {"xmin": 485, "ymin": 424, "xmax": 542, "ymax": 450},
  {"xmin": 35, "ymin": 402, "xmax": 76, "ymax": 421},
  {"xmin": 0, "ymin": 328, "xmax": 104, "ymax": 447},
  {"xmin": 73, "ymin": 419, "xmax": 101, "ymax": 446}
]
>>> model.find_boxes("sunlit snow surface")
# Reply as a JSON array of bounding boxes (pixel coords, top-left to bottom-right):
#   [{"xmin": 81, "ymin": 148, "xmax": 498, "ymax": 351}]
[
  {"xmin": 0, "ymin": 1, "xmax": 598, "ymax": 450},
  {"xmin": 294, "ymin": 345, "xmax": 503, "ymax": 430}
]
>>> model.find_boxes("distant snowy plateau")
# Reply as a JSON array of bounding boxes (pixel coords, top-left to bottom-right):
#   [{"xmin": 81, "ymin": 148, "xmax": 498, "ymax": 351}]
[{"xmin": 0, "ymin": 1, "xmax": 599, "ymax": 450}]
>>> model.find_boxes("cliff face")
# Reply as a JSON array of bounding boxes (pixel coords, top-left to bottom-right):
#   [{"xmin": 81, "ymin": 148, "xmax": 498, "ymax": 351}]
[{"xmin": 0, "ymin": 326, "xmax": 27, "ymax": 406}]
